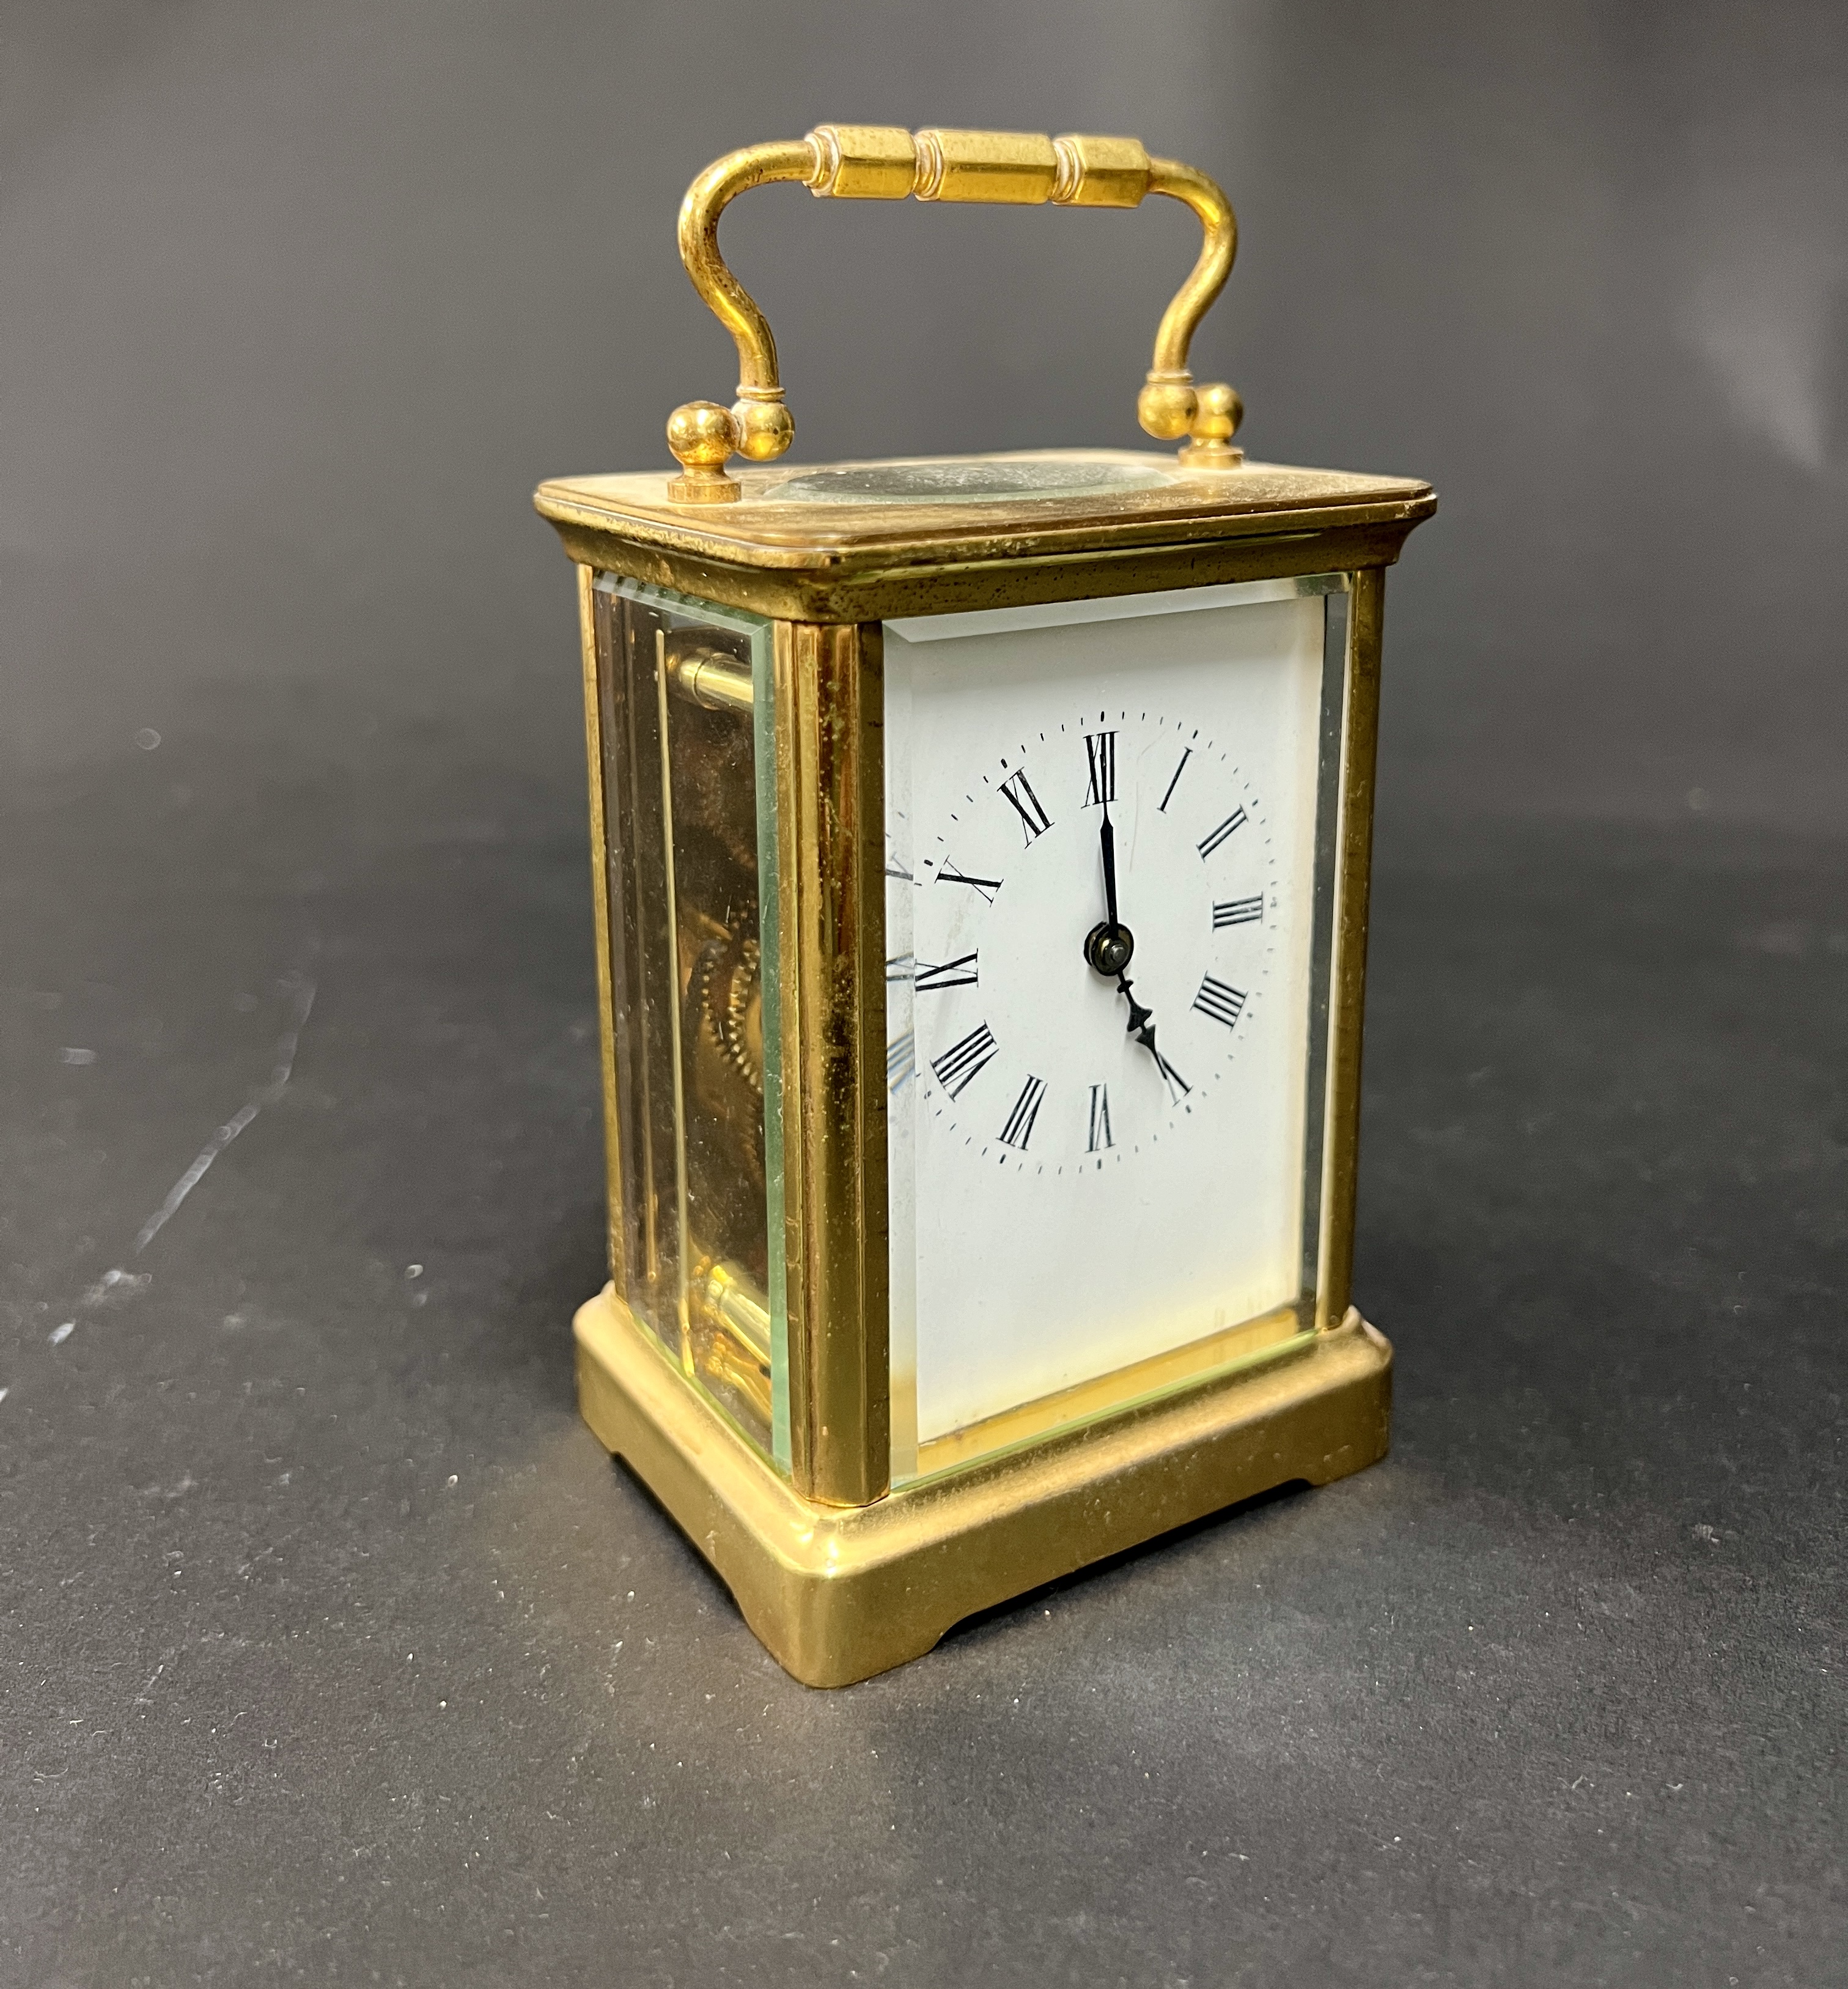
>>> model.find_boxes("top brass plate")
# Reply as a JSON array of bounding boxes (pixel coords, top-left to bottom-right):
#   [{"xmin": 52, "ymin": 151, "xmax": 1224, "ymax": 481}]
[
  {"xmin": 536, "ymin": 449, "xmax": 1434, "ymax": 569},
  {"xmin": 535, "ymin": 449, "xmax": 1436, "ymax": 623}
]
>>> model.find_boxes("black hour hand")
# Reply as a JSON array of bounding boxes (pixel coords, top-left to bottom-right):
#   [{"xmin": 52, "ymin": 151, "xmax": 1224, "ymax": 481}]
[{"xmin": 1116, "ymin": 970, "xmax": 1190, "ymax": 1101}]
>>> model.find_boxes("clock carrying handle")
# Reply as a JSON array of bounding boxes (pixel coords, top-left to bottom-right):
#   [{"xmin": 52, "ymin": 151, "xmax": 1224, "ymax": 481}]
[{"xmin": 663, "ymin": 125, "xmax": 1241, "ymax": 504}]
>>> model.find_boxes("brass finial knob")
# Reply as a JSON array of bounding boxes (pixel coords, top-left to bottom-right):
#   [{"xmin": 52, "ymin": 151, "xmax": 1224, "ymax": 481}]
[
  {"xmin": 666, "ymin": 400, "xmax": 743, "ymax": 504},
  {"xmin": 1136, "ymin": 372, "xmax": 1198, "ymax": 440},
  {"xmin": 1177, "ymin": 382, "xmax": 1243, "ymax": 471},
  {"xmin": 666, "ymin": 392, "xmax": 795, "ymax": 503},
  {"xmin": 731, "ymin": 389, "xmax": 795, "ymax": 463}
]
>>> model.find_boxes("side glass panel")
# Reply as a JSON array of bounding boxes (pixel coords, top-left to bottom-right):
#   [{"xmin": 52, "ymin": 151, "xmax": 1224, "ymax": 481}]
[
  {"xmin": 592, "ymin": 576, "xmax": 784, "ymax": 1465},
  {"xmin": 883, "ymin": 575, "xmax": 1344, "ymax": 1483}
]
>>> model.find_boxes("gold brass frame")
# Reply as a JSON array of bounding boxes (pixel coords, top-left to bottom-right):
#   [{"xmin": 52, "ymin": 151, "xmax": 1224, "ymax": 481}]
[
  {"xmin": 540, "ymin": 452, "xmax": 1434, "ymax": 624},
  {"xmin": 773, "ymin": 620, "xmax": 891, "ymax": 1506},
  {"xmin": 578, "ymin": 1286, "xmax": 1390, "ymax": 1688},
  {"xmin": 576, "ymin": 564, "xmax": 626, "ymax": 1288},
  {"xmin": 663, "ymin": 127, "xmax": 1242, "ymax": 500},
  {"xmin": 544, "ymin": 475, "xmax": 1429, "ymax": 1682},
  {"xmin": 1318, "ymin": 567, "xmax": 1385, "ymax": 1331}
]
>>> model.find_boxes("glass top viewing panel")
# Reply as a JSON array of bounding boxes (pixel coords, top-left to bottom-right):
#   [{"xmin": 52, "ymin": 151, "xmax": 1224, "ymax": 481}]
[{"xmin": 764, "ymin": 459, "xmax": 1174, "ymax": 506}]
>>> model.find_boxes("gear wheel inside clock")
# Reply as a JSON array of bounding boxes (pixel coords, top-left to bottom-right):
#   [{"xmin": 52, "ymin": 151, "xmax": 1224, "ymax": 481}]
[{"xmin": 692, "ymin": 931, "xmax": 764, "ymax": 1098}]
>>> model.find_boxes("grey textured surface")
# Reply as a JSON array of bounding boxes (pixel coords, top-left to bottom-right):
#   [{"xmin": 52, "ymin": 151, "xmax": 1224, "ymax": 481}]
[
  {"xmin": 4, "ymin": 723, "xmax": 1843, "ymax": 1985},
  {"xmin": 3, "ymin": 2, "xmax": 1845, "ymax": 1982}
]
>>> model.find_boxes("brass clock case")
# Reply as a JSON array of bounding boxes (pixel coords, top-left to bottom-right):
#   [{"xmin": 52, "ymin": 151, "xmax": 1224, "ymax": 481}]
[{"xmin": 540, "ymin": 128, "xmax": 1434, "ymax": 1685}]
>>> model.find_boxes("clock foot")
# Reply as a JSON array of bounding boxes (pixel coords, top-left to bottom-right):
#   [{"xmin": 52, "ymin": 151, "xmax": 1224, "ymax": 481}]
[{"xmin": 573, "ymin": 1283, "xmax": 1393, "ymax": 1689}]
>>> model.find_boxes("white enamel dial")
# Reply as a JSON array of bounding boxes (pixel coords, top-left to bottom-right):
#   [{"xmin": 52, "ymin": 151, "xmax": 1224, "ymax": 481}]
[
  {"xmin": 904, "ymin": 711, "xmax": 1277, "ymax": 1168},
  {"xmin": 884, "ymin": 585, "xmax": 1329, "ymax": 1461}
]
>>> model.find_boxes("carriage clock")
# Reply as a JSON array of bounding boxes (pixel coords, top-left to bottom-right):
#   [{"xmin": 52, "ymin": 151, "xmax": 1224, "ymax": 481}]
[{"xmin": 535, "ymin": 126, "xmax": 1435, "ymax": 1686}]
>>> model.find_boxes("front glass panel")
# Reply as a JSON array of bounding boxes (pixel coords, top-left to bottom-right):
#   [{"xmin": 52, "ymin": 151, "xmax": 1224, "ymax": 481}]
[
  {"xmin": 884, "ymin": 577, "xmax": 1344, "ymax": 1481},
  {"xmin": 592, "ymin": 576, "xmax": 784, "ymax": 1465}
]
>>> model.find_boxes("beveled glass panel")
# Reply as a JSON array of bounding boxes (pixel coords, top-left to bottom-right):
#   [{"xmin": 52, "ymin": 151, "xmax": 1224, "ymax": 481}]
[
  {"xmin": 767, "ymin": 457, "xmax": 1171, "ymax": 506},
  {"xmin": 592, "ymin": 577, "xmax": 781, "ymax": 1461},
  {"xmin": 883, "ymin": 574, "xmax": 1347, "ymax": 1481}
]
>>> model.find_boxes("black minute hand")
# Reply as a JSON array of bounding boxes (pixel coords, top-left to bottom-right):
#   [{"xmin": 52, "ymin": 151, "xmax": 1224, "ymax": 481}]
[{"xmin": 1084, "ymin": 808, "xmax": 1134, "ymax": 980}]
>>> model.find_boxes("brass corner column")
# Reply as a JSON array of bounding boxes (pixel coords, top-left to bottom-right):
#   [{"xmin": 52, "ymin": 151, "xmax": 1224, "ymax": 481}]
[
  {"xmin": 775, "ymin": 621, "xmax": 891, "ymax": 1504},
  {"xmin": 1316, "ymin": 566, "xmax": 1386, "ymax": 1332}
]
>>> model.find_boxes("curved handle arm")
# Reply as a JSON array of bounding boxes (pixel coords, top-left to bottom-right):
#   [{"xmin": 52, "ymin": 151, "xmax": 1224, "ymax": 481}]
[{"xmin": 663, "ymin": 126, "xmax": 1243, "ymax": 504}]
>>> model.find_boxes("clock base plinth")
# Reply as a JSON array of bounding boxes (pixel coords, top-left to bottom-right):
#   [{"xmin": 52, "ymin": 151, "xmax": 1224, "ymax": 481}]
[{"xmin": 574, "ymin": 1285, "xmax": 1392, "ymax": 1688}]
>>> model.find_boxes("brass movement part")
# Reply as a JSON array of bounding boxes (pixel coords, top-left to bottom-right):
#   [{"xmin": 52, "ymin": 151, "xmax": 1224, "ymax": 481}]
[
  {"xmin": 695, "ymin": 1257, "xmax": 773, "ymax": 1364},
  {"xmin": 692, "ymin": 932, "xmax": 764, "ymax": 1097},
  {"xmin": 664, "ymin": 127, "xmax": 1244, "ymax": 499},
  {"xmin": 576, "ymin": 1285, "xmax": 1393, "ymax": 1688},
  {"xmin": 775, "ymin": 621, "xmax": 891, "ymax": 1506},
  {"xmin": 1316, "ymin": 567, "xmax": 1386, "ymax": 1332},
  {"xmin": 666, "ymin": 638, "xmax": 756, "ymax": 715},
  {"xmin": 652, "ymin": 630, "xmax": 698, "ymax": 1374},
  {"xmin": 691, "ymin": 1257, "xmax": 775, "ymax": 1425},
  {"xmin": 721, "ymin": 938, "xmax": 764, "ymax": 1095}
]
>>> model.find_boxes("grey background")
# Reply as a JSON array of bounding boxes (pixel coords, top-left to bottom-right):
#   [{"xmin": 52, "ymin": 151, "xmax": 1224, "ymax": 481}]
[
  {"xmin": 2, "ymin": 4, "xmax": 1844, "ymax": 1985},
  {"xmin": 7, "ymin": 0, "xmax": 1847, "ymax": 833}
]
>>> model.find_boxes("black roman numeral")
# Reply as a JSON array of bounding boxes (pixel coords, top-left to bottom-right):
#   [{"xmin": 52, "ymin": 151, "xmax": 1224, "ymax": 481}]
[
  {"xmin": 1198, "ymin": 808, "xmax": 1248, "ymax": 858},
  {"xmin": 914, "ymin": 952, "xmax": 979, "ymax": 992},
  {"xmin": 999, "ymin": 1074, "xmax": 1046, "ymax": 1150},
  {"xmin": 930, "ymin": 1023, "xmax": 998, "ymax": 1099},
  {"xmin": 1158, "ymin": 748, "xmax": 1191, "ymax": 813},
  {"xmin": 1082, "ymin": 731, "xmax": 1116, "ymax": 808},
  {"xmin": 937, "ymin": 862, "xmax": 1002, "ymax": 903},
  {"xmin": 1193, "ymin": 975, "xmax": 1247, "ymax": 1029},
  {"xmin": 1212, "ymin": 895, "xmax": 1264, "ymax": 929},
  {"xmin": 886, "ymin": 1030, "xmax": 916, "ymax": 1093},
  {"xmin": 885, "ymin": 952, "xmax": 915, "ymax": 983},
  {"xmin": 999, "ymin": 770, "xmax": 1052, "ymax": 844},
  {"xmin": 1087, "ymin": 1083, "xmax": 1113, "ymax": 1152}
]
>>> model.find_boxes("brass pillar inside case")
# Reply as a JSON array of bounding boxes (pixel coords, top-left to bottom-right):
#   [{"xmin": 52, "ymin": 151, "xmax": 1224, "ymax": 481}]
[{"xmin": 668, "ymin": 640, "xmax": 756, "ymax": 717}]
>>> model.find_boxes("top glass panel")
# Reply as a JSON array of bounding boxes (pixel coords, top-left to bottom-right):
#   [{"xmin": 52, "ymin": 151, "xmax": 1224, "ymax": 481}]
[{"xmin": 766, "ymin": 459, "xmax": 1172, "ymax": 506}]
